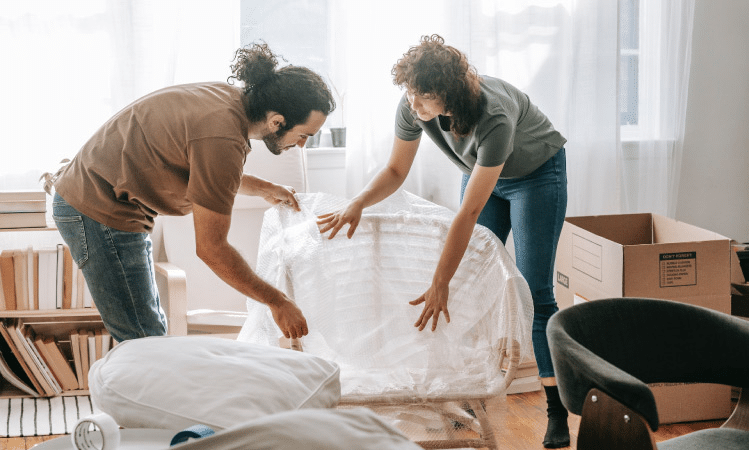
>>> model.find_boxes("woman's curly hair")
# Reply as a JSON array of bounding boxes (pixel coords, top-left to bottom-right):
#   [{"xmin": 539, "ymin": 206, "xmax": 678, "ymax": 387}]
[
  {"xmin": 392, "ymin": 34, "xmax": 484, "ymax": 137},
  {"xmin": 229, "ymin": 42, "xmax": 335, "ymax": 131}
]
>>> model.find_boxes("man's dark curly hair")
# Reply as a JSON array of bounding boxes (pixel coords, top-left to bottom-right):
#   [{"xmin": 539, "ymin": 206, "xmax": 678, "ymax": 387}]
[
  {"xmin": 229, "ymin": 42, "xmax": 335, "ymax": 131},
  {"xmin": 392, "ymin": 34, "xmax": 484, "ymax": 137}
]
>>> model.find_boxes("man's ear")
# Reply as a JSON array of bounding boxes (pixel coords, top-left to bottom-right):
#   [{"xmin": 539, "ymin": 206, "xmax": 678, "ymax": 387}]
[{"xmin": 267, "ymin": 113, "xmax": 286, "ymax": 133}]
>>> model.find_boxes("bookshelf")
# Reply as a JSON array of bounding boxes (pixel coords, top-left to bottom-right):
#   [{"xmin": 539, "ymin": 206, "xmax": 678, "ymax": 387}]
[{"xmin": 0, "ymin": 226, "xmax": 105, "ymax": 399}]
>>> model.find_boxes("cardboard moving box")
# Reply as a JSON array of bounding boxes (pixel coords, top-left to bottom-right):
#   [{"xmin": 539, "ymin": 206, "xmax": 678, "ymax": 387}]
[
  {"xmin": 555, "ymin": 212, "xmax": 733, "ymax": 424},
  {"xmin": 731, "ymin": 242, "xmax": 749, "ymax": 320}
]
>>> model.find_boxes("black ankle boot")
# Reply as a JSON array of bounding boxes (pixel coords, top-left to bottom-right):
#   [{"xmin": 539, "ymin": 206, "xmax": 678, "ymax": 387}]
[{"xmin": 543, "ymin": 385, "xmax": 570, "ymax": 448}]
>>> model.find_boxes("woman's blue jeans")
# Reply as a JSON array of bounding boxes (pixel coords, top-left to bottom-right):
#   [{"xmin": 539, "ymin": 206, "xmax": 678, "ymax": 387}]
[
  {"xmin": 460, "ymin": 149, "xmax": 567, "ymax": 378},
  {"xmin": 52, "ymin": 193, "xmax": 167, "ymax": 342}
]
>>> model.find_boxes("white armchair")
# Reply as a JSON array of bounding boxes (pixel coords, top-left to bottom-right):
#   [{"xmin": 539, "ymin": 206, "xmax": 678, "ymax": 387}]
[{"xmin": 155, "ymin": 140, "xmax": 308, "ymax": 336}]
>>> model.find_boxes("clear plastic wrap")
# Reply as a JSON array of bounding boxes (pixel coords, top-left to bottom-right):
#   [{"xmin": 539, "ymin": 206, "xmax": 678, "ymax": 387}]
[{"xmin": 238, "ymin": 191, "xmax": 533, "ymax": 402}]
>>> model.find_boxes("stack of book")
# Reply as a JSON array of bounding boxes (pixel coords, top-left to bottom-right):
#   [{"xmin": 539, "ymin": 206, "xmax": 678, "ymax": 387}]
[
  {"xmin": 0, "ymin": 319, "xmax": 112, "ymax": 397},
  {"xmin": 0, "ymin": 244, "xmax": 93, "ymax": 312},
  {"xmin": 0, "ymin": 191, "xmax": 47, "ymax": 229}
]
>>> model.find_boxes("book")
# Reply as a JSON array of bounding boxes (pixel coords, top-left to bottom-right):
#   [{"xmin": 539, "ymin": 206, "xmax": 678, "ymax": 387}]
[
  {"xmin": 37, "ymin": 248, "xmax": 58, "ymax": 311},
  {"xmin": 0, "ymin": 191, "xmax": 46, "ymax": 202},
  {"xmin": 62, "ymin": 246, "xmax": 73, "ymax": 309},
  {"xmin": 0, "ymin": 266, "xmax": 4, "ymax": 310},
  {"xmin": 0, "ymin": 251, "xmax": 16, "ymax": 310},
  {"xmin": 101, "ymin": 329, "xmax": 112, "ymax": 355},
  {"xmin": 78, "ymin": 329, "xmax": 92, "ymax": 390},
  {"xmin": 88, "ymin": 332, "xmax": 96, "ymax": 369},
  {"xmin": 0, "ymin": 190, "xmax": 47, "ymax": 217},
  {"xmin": 44, "ymin": 337, "xmax": 80, "ymax": 391},
  {"xmin": 73, "ymin": 268, "xmax": 85, "ymax": 309},
  {"xmin": 69, "ymin": 331, "xmax": 84, "ymax": 389},
  {"xmin": 94, "ymin": 329, "xmax": 103, "ymax": 361},
  {"xmin": 0, "ymin": 321, "xmax": 42, "ymax": 396},
  {"xmin": 0, "ymin": 326, "xmax": 38, "ymax": 396},
  {"xmin": 70, "ymin": 263, "xmax": 79, "ymax": 309},
  {"xmin": 20, "ymin": 327, "xmax": 61, "ymax": 395},
  {"xmin": 0, "ymin": 211, "xmax": 47, "ymax": 229},
  {"xmin": 55, "ymin": 244, "xmax": 64, "ymax": 309},
  {"xmin": 82, "ymin": 279, "xmax": 93, "ymax": 308},
  {"xmin": 34, "ymin": 336, "xmax": 78, "ymax": 391},
  {"xmin": 32, "ymin": 249, "xmax": 39, "ymax": 310},
  {"xmin": 4, "ymin": 320, "xmax": 55, "ymax": 396},
  {"xmin": 25, "ymin": 247, "xmax": 35, "ymax": 310},
  {"xmin": 0, "ymin": 199, "xmax": 46, "ymax": 213},
  {"xmin": 12, "ymin": 250, "xmax": 28, "ymax": 310}
]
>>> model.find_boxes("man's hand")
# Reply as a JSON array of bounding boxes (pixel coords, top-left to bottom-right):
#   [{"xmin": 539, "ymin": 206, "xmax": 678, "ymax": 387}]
[
  {"xmin": 316, "ymin": 200, "xmax": 365, "ymax": 239},
  {"xmin": 409, "ymin": 282, "xmax": 451, "ymax": 332},
  {"xmin": 192, "ymin": 204, "xmax": 309, "ymax": 339},
  {"xmin": 269, "ymin": 296, "xmax": 309, "ymax": 339},
  {"xmin": 262, "ymin": 184, "xmax": 300, "ymax": 211}
]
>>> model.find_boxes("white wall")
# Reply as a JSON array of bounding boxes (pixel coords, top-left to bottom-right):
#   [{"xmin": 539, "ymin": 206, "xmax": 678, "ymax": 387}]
[{"xmin": 676, "ymin": 0, "xmax": 749, "ymax": 242}]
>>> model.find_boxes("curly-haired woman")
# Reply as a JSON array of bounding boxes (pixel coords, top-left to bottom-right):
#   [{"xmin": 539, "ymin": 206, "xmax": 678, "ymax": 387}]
[
  {"xmin": 318, "ymin": 34, "xmax": 569, "ymax": 448},
  {"xmin": 53, "ymin": 43, "xmax": 334, "ymax": 343}
]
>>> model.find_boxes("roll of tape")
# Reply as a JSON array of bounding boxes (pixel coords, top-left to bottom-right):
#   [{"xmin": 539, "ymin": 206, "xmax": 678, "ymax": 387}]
[{"xmin": 72, "ymin": 413, "xmax": 121, "ymax": 450}]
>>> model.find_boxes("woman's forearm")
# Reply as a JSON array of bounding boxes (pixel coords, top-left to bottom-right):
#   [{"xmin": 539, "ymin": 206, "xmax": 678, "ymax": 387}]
[
  {"xmin": 432, "ymin": 211, "xmax": 477, "ymax": 287},
  {"xmin": 352, "ymin": 165, "xmax": 406, "ymax": 208}
]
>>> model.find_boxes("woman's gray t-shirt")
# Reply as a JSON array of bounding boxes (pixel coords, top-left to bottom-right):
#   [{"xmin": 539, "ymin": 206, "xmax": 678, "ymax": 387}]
[{"xmin": 394, "ymin": 76, "xmax": 566, "ymax": 178}]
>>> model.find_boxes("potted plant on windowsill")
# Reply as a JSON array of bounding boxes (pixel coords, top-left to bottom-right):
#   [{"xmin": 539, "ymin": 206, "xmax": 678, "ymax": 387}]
[{"xmin": 328, "ymin": 75, "xmax": 346, "ymax": 148}]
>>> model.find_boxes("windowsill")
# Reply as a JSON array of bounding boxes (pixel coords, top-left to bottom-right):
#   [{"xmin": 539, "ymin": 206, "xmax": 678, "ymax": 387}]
[{"xmin": 305, "ymin": 146, "xmax": 346, "ymax": 152}]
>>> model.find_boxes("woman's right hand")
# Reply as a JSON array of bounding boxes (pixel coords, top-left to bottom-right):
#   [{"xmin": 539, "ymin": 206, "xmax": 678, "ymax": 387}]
[{"xmin": 316, "ymin": 200, "xmax": 364, "ymax": 239}]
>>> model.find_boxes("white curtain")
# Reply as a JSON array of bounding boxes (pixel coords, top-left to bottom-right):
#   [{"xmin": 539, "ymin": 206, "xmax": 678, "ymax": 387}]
[
  {"xmin": 625, "ymin": 0, "xmax": 695, "ymax": 217},
  {"xmin": 330, "ymin": 0, "xmax": 464, "ymax": 210},
  {"xmin": 0, "ymin": 0, "xmax": 239, "ymax": 190},
  {"xmin": 331, "ymin": 0, "xmax": 694, "ymax": 217},
  {"xmin": 2, "ymin": 1, "xmax": 695, "ymax": 218}
]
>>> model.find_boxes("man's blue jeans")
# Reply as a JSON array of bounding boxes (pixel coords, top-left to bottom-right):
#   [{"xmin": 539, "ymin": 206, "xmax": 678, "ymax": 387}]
[
  {"xmin": 460, "ymin": 148, "xmax": 567, "ymax": 378},
  {"xmin": 53, "ymin": 193, "xmax": 167, "ymax": 342}
]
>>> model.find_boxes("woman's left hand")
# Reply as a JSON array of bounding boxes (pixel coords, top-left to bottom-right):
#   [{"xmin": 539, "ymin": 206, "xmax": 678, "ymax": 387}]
[
  {"xmin": 409, "ymin": 282, "xmax": 451, "ymax": 332},
  {"xmin": 263, "ymin": 184, "xmax": 300, "ymax": 211}
]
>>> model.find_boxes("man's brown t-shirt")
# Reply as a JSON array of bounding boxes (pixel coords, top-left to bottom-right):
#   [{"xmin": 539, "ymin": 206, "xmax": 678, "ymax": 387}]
[{"xmin": 55, "ymin": 82, "xmax": 251, "ymax": 233}]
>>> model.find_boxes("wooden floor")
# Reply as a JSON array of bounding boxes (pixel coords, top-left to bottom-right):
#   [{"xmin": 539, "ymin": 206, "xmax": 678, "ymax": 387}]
[{"xmin": 2, "ymin": 389, "xmax": 726, "ymax": 450}]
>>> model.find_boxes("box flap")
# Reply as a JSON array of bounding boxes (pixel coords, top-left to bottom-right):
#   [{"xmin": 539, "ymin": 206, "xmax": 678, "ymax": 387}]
[
  {"xmin": 652, "ymin": 214, "xmax": 729, "ymax": 243},
  {"xmin": 567, "ymin": 213, "xmax": 652, "ymax": 245}
]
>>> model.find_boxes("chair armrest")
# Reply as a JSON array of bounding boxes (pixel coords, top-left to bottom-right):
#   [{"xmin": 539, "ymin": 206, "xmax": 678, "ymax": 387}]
[
  {"xmin": 723, "ymin": 388, "xmax": 749, "ymax": 431},
  {"xmin": 548, "ymin": 317, "xmax": 660, "ymax": 430},
  {"xmin": 154, "ymin": 261, "xmax": 188, "ymax": 336}
]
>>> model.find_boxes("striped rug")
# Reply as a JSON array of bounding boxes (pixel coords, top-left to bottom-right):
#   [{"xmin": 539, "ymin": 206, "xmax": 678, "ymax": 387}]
[{"xmin": 1, "ymin": 395, "xmax": 99, "ymax": 437}]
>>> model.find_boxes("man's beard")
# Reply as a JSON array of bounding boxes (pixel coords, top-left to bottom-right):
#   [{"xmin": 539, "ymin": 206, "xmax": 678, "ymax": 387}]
[{"xmin": 263, "ymin": 129, "xmax": 287, "ymax": 155}]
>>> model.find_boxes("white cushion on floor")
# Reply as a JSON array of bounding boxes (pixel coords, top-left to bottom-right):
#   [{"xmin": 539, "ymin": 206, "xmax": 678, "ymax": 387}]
[
  {"xmin": 88, "ymin": 336, "xmax": 340, "ymax": 430},
  {"xmin": 170, "ymin": 408, "xmax": 423, "ymax": 450}
]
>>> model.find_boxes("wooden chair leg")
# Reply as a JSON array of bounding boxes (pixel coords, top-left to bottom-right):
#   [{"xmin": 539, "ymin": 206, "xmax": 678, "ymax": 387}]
[
  {"xmin": 467, "ymin": 399, "xmax": 498, "ymax": 450},
  {"xmin": 577, "ymin": 388, "xmax": 657, "ymax": 450}
]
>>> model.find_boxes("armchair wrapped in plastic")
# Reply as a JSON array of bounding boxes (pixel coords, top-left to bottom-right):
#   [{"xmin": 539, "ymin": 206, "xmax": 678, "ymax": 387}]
[
  {"xmin": 238, "ymin": 191, "xmax": 533, "ymax": 448},
  {"xmin": 239, "ymin": 191, "xmax": 532, "ymax": 399}
]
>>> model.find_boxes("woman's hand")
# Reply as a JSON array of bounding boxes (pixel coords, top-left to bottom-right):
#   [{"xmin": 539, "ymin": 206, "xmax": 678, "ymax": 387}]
[
  {"xmin": 316, "ymin": 200, "xmax": 365, "ymax": 239},
  {"xmin": 262, "ymin": 184, "xmax": 299, "ymax": 211},
  {"xmin": 409, "ymin": 282, "xmax": 451, "ymax": 332}
]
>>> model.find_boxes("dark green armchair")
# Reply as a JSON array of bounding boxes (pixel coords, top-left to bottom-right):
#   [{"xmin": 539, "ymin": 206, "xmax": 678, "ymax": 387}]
[{"xmin": 547, "ymin": 297, "xmax": 749, "ymax": 450}]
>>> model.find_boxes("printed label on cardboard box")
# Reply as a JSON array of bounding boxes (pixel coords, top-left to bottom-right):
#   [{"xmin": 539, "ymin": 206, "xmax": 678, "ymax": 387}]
[
  {"xmin": 556, "ymin": 271, "xmax": 569, "ymax": 288},
  {"xmin": 659, "ymin": 252, "xmax": 697, "ymax": 288}
]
